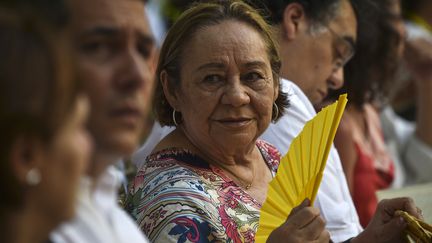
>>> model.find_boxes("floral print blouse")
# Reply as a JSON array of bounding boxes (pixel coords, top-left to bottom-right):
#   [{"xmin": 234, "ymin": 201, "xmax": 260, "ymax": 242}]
[{"xmin": 126, "ymin": 140, "xmax": 280, "ymax": 243}]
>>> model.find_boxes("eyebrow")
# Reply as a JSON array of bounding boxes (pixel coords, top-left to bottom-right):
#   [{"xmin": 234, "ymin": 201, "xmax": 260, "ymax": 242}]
[
  {"xmin": 244, "ymin": 61, "xmax": 268, "ymax": 69},
  {"xmin": 78, "ymin": 26, "xmax": 155, "ymax": 45},
  {"xmin": 79, "ymin": 26, "xmax": 120, "ymax": 38},
  {"xmin": 197, "ymin": 62, "xmax": 226, "ymax": 71},
  {"xmin": 196, "ymin": 61, "xmax": 268, "ymax": 71}
]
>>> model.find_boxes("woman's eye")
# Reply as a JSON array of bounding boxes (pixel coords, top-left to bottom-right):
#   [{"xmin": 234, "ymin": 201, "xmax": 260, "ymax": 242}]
[{"xmin": 242, "ymin": 72, "xmax": 265, "ymax": 82}]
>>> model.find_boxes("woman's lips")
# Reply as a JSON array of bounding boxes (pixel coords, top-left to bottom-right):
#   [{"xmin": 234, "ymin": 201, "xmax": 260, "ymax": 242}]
[{"xmin": 217, "ymin": 118, "xmax": 252, "ymax": 128}]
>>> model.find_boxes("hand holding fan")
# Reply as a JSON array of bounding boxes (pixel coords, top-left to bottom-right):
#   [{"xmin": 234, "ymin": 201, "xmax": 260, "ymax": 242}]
[{"xmin": 255, "ymin": 94, "xmax": 348, "ymax": 243}]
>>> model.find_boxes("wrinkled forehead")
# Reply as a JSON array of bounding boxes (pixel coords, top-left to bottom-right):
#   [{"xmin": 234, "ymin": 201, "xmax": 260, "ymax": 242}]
[
  {"xmin": 68, "ymin": 0, "xmax": 151, "ymax": 36},
  {"xmin": 182, "ymin": 20, "xmax": 270, "ymax": 67}
]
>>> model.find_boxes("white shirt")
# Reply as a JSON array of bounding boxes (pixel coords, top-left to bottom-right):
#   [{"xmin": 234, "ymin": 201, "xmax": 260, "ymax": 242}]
[
  {"xmin": 132, "ymin": 121, "xmax": 174, "ymax": 168},
  {"xmin": 260, "ymin": 79, "xmax": 362, "ymax": 242},
  {"xmin": 131, "ymin": 79, "xmax": 362, "ymax": 242},
  {"xmin": 51, "ymin": 166, "xmax": 149, "ymax": 243}
]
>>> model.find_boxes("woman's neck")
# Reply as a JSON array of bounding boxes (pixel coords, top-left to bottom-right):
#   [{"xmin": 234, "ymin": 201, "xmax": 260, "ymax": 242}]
[
  {"xmin": 1, "ymin": 207, "xmax": 51, "ymax": 243},
  {"xmin": 180, "ymin": 126, "xmax": 257, "ymax": 167}
]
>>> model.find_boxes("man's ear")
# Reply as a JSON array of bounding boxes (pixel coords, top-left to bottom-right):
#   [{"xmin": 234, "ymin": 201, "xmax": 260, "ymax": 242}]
[
  {"xmin": 9, "ymin": 136, "xmax": 44, "ymax": 185},
  {"xmin": 282, "ymin": 3, "xmax": 307, "ymax": 41},
  {"xmin": 160, "ymin": 70, "xmax": 181, "ymax": 111}
]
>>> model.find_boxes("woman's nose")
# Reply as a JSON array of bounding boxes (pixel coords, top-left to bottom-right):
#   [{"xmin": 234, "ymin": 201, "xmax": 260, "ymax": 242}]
[{"xmin": 221, "ymin": 80, "xmax": 250, "ymax": 107}]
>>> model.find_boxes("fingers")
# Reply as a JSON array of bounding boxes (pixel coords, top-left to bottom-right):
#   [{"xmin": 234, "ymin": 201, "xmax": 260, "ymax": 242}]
[
  {"xmin": 415, "ymin": 207, "xmax": 424, "ymax": 221},
  {"xmin": 311, "ymin": 230, "xmax": 331, "ymax": 243},
  {"xmin": 288, "ymin": 198, "xmax": 311, "ymax": 220},
  {"xmin": 287, "ymin": 205, "xmax": 321, "ymax": 229},
  {"xmin": 300, "ymin": 213, "xmax": 327, "ymax": 240},
  {"xmin": 287, "ymin": 200, "xmax": 326, "ymax": 241},
  {"xmin": 376, "ymin": 197, "xmax": 421, "ymax": 222},
  {"xmin": 401, "ymin": 198, "xmax": 422, "ymax": 220},
  {"xmin": 373, "ymin": 216, "xmax": 407, "ymax": 242},
  {"xmin": 268, "ymin": 199, "xmax": 328, "ymax": 243},
  {"xmin": 363, "ymin": 198, "xmax": 425, "ymax": 243}
]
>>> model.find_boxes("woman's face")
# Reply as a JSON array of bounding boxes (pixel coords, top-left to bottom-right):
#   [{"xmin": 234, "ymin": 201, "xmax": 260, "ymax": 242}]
[
  {"xmin": 168, "ymin": 20, "xmax": 278, "ymax": 157},
  {"xmin": 38, "ymin": 96, "xmax": 92, "ymax": 222}
]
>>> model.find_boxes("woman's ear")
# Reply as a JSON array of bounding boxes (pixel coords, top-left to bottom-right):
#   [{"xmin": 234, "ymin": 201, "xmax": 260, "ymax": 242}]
[
  {"xmin": 9, "ymin": 136, "xmax": 44, "ymax": 186},
  {"xmin": 282, "ymin": 3, "xmax": 307, "ymax": 41},
  {"xmin": 274, "ymin": 81, "xmax": 280, "ymax": 102},
  {"xmin": 160, "ymin": 70, "xmax": 181, "ymax": 111}
]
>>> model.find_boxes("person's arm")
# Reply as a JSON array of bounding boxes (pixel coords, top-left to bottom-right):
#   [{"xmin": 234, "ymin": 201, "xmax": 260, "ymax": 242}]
[
  {"xmin": 404, "ymin": 38, "xmax": 432, "ymax": 147},
  {"xmin": 399, "ymin": 38, "xmax": 432, "ymax": 183},
  {"xmin": 334, "ymin": 115, "xmax": 358, "ymax": 194}
]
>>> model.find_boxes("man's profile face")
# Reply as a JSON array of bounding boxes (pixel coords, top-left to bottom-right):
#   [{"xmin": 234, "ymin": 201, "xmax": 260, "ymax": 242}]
[
  {"xmin": 68, "ymin": 0, "xmax": 156, "ymax": 158},
  {"xmin": 289, "ymin": 0, "xmax": 357, "ymax": 105}
]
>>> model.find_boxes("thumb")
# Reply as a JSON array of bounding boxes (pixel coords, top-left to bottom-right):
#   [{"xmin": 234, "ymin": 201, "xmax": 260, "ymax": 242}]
[
  {"xmin": 288, "ymin": 198, "xmax": 311, "ymax": 220},
  {"xmin": 375, "ymin": 216, "xmax": 407, "ymax": 242}
]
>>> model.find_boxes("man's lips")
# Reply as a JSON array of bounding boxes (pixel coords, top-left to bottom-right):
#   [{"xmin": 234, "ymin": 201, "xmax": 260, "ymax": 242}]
[{"xmin": 108, "ymin": 105, "xmax": 142, "ymax": 125}]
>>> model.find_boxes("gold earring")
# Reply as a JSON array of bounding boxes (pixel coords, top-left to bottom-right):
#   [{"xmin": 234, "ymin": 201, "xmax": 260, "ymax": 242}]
[
  {"xmin": 172, "ymin": 109, "xmax": 179, "ymax": 126},
  {"xmin": 272, "ymin": 103, "xmax": 279, "ymax": 121}
]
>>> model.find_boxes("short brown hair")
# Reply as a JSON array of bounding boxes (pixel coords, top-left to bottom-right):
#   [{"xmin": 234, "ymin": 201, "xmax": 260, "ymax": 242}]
[
  {"xmin": 0, "ymin": 8, "xmax": 78, "ymax": 208},
  {"xmin": 153, "ymin": 0, "xmax": 289, "ymax": 126}
]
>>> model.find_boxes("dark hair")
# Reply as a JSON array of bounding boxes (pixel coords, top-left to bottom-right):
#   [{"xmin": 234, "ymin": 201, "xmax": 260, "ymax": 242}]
[
  {"xmin": 247, "ymin": 0, "xmax": 342, "ymax": 27},
  {"xmin": 0, "ymin": 8, "xmax": 78, "ymax": 208},
  {"xmin": 153, "ymin": 0, "xmax": 289, "ymax": 126},
  {"xmin": 329, "ymin": 0, "xmax": 403, "ymax": 108},
  {"xmin": 0, "ymin": 0, "xmax": 69, "ymax": 26},
  {"xmin": 401, "ymin": 0, "xmax": 423, "ymax": 15}
]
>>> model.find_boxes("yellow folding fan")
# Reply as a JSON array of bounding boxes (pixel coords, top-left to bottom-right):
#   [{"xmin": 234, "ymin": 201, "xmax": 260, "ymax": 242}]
[{"xmin": 255, "ymin": 94, "xmax": 348, "ymax": 243}]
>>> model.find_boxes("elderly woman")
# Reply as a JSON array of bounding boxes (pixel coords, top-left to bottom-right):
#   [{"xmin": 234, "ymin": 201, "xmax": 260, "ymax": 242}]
[
  {"xmin": 127, "ymin": 1, "xmax": 329, "ymax": 242},
  {"xmin": 0, "ymin": 6, "xmax": 91, "ymax": 243}
]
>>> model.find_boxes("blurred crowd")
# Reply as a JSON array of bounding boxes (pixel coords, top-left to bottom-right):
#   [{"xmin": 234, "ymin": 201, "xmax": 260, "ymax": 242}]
[{"xmin": 1, "ymin": 0, "xmax": 431, "ymax": 243}]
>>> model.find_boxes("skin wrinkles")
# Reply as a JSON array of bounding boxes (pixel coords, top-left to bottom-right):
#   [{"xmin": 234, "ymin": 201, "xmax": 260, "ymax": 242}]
[{"xmin": 173, "ymin": 20, "xmax": 277, "ymax": 166}]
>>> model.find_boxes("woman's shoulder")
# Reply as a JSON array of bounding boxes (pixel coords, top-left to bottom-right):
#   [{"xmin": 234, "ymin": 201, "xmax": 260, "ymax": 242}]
[
  {"xmin": 126, "ymin": 148, "xmax": 234, "ymax": 242},
  {"xmin": 256, "ymin": 139, "xmax": 281, "ymax": 172},
  {"xmin": 129, "ymin": 147, "xmax": 213, "ymax": 193}
]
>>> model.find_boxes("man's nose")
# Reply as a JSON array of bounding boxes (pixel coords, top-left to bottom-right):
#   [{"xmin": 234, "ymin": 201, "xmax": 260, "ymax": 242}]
[
  {"xmin": 328, "ymin": 67, "xmax": 344, "ymax": 90},
  {"xmin": 115, "ymin": 49, "xmax": 153, "ymax": 92}
]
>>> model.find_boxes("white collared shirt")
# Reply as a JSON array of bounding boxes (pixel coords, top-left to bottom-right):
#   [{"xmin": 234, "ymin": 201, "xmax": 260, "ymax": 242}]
[{"xmin": 51, "ymin": 166, "xmax": 149, "ymax": 243}]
